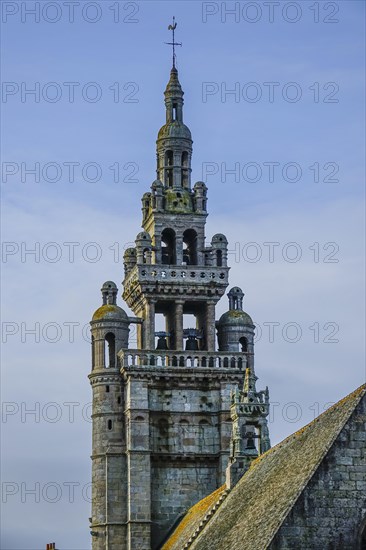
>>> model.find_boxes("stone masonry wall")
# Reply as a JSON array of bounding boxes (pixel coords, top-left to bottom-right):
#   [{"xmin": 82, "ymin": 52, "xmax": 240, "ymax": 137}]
[
  {"xmin": 270, "ymin": 396, "xmax": 366, "ymax": 550},
  {"xmin": 151, "ymin": 463, "xmax": 218, "ymax": 547},
  {"xmin": 124, "ymin": 369, "xmax": 243, "ymax": 549},
  {"xmin": 148, "ymin": 380, "xmax": 236, "ymax": 548}
]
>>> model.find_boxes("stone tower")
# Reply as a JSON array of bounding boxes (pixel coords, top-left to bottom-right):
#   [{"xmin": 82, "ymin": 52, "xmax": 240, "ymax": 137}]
[{"xmin": 89, "ymin": 57, "xmax": 270, "ymax": 550}]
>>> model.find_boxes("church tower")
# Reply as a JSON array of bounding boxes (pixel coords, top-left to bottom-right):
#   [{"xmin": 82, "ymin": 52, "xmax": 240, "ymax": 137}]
[{"xmin": 89, "ymin": 24, "xmax": 270, "ymax": 550}]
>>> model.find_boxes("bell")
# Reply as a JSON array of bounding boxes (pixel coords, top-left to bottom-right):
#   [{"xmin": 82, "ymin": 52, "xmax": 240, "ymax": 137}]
[
  {"xmin": 156, "ymin": 336, "xmax": 168, "ymax": 350},
  {"xmin": 185, "ymin": 336, "xmax": 198, "ymax": 351},
  {"xmin": 246, "ymin": 433, "xmax": 256, "ymax": 450},
  {"xmin": 183, "ymin": 253, "xmax": 190, "ymax": 265}
]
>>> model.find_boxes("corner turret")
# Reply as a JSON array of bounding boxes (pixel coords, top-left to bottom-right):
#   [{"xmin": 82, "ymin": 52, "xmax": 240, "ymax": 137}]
[
  {"xmin": 88, "ymin": 281, "xmax": 129, "ymax": 545},
  {"xmin": 217, "ymin": 287, "xmax": 255, "ymax": 367},
  {"xmin": 90, "ymin": 281, "xmax": 129, "ymax": 370}
]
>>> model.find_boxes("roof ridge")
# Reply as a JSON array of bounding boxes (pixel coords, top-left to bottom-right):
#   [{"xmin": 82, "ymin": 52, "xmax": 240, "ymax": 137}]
[
  {"xmin": 251, "ymin": 383, "xmax": 366, "ymax": 470},
  {"xmin": 265, "ymin": 383, "xmax": 366, "ymax": 548},
  {"xmin": 183, "ymin": 488, "xmax": 230, "ymax": 549}
]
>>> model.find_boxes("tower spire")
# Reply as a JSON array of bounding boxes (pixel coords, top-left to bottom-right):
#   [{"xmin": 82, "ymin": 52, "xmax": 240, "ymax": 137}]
[
  {"xmin": 155, "ymin": 26, "xmax": 193, "ymax": 192},
  {"xmin": 165, "ymin": 16, "xmax": 182, "ymax": 69}
]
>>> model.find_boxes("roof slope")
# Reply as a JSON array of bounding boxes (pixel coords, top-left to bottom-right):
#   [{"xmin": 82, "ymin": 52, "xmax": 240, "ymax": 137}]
[
  {"xmin": 165, "ymin": 384, "xmax": 366, "ymax": 550},
  {"xmin": 161, "ymin": 485, "xmax": 227, "ymax": 550}
]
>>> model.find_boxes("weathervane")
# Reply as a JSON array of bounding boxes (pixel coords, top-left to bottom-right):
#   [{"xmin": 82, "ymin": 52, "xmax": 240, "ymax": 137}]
[{"xmin": 165, "ymin": 16, "xmax": 182, "ymax": 69}]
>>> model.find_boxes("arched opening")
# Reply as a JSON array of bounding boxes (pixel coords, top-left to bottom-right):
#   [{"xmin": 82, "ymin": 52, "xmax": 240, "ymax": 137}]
[
  {"xmin": 216, "ymin": 249, "xmax": 223, "ymax": 267},
  {"xmin": 172, "ymin": 103, "xmax": 177, "ymax": 121},
  {"xmin": 239, "ymin": 337, "xmax": 248, "ymax": 353},
  {"xmin": 107, "ymin": 419, "xmax": 113, "ymax": 430},
  {"xmin": 182, "ymin": 151, "xmax": 189, "ymax": 187},
  {"xmin": 165, "ymin": 150, "xmax": 173, "ymax": 187},
  {"xmin": 161, "ymin": 228, "xmax": 176, "ymax": 265},
  {"xmin": 143, "ymin": 248, "xmax": 150, "ymax": 264},
  {"xmin": 243, "ymin": 425, "xmax": 259, "ymax": 452},
  {"xmin": 183, "ymin": 314, "xmax": 199, "ymax": 351},
  {"xmin": 183, "ymin": 229, "xmax": 198, "ymax": 265},
  {"xmin": 105, "ymin": 332, "xmax": 116, "ymax": 368}
]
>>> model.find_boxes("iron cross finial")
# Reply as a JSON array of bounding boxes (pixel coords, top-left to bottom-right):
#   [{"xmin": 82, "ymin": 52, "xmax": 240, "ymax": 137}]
[{"xmin": 165, "ymin": 16, "xmax": 182, "ymax": 69}]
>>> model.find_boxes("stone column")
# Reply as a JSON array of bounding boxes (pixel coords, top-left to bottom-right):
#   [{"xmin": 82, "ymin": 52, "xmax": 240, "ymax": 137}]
[
  {"xmin": 206, "ymin": 301, "xmax": 216, "ymax": 352},
  {"xmin": 94, "ymin": 335, "xmax": 105, "ymax": 369},
  {"xmin": 144, "ymin": 299, "xmax": 156, "ymax": 350},
  {"xmin": 153, "ymin": 231, "xmax": 162, "ymax": 264},
  {"xmin": 173, "ymin": 151, "xmax": 181, "ymax": 188},
  {"xmin": 195, "ymin": 310, "xmax": 206, "ymax": 351},
  {"xmin": 175, "ymin": 301, "xmax": 184, "ymax": 351},
  {"xmin": 165, "ymin": 309, "xmax": 175, "ymax": 350},
  {"xmin": 247, "ymin": 338, "xmax": 255, "ymax": 370},
  {"xmin": 136, "ymin": 323, "xmax": 143, "ymax": 350},
  {"xmin": 175, "ymin": 234, "xmax": 183, "ymax": 266}
]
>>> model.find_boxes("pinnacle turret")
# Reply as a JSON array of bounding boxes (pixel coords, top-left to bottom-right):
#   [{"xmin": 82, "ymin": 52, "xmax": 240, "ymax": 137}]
[
  {"xmin": 156, "ymin": 66, "xmax": 193, "ymax": 190},
  {"xmin": 164, "ymin": 67, "xmax": 184, "ymax": 124},
  {"xmin": 226, "ymin": 366, "xmax": 271, "ymax": 488},
  {"xmin": 242, "ymin": 365, "xmax": 259, "ymax": 402}
]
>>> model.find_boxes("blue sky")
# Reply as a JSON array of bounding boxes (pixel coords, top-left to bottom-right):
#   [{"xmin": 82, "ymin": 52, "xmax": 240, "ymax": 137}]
[{"xmin": 1, "ymin": 1, "xmax": 365, "ymax": 548}]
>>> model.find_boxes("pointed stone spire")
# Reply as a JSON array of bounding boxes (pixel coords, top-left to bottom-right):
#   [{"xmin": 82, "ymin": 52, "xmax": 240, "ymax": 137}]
[
  {"xmin": 242, "ymin": 366, "xmax": 259, "ymax": 403},
  {"xmin": 164, "ymin": 67, "xmax": 184, "ymax": 124}
]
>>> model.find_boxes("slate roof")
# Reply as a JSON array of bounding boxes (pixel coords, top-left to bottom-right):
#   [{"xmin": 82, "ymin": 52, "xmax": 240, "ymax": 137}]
[
  {"xmin": 163, "ymin": 384, "xmax": 366, "ymax": 550},
  {"xmin": 161, "ymin": 485, "xmax": 227, "ymax": 550}
]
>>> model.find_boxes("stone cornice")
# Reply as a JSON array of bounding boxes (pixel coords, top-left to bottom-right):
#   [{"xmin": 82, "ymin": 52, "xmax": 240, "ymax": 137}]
[
  {"xmin": 121, "ymin": 365, "xmax": 244, "ymax": 384},
  {"xmin": 150, "ymin": 453, "xmax": 220, "ymax": 463},
  {"xmin": 89, "ymin": 372, "xmax": 123, "ymax": 386}
]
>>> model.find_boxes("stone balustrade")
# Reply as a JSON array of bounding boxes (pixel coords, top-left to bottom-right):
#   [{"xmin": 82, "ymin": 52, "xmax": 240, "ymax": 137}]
[
  {"xmin": 119, "ymin": 349, "xmax": 248, "ymax": 369},
  {"xmin": 124, "ymin": 264, "xmax": 229, "ymax": 289}
]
